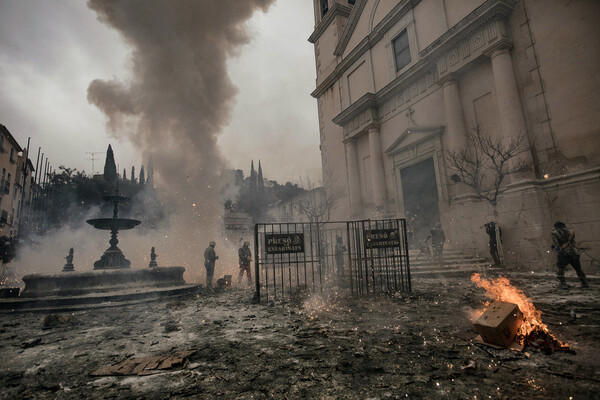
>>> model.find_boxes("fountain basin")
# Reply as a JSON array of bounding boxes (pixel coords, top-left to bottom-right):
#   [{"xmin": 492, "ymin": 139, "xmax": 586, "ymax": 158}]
[
  {"xmin": 20, "ymin": 266, "xmax": 185, "ymax": 298},
  {"xmin": 87, "ymin": 218, "xmax": 141, "ymax": 230}
]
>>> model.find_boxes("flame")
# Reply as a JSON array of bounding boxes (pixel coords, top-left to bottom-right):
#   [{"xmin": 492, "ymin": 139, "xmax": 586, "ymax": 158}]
[
  {"xmin": 471, "ymin": 273, "xmax": 547, "ymax": 337},
  {"xmin": 471, "ymin": 273, "xmax": 568, "ymax": 350}
]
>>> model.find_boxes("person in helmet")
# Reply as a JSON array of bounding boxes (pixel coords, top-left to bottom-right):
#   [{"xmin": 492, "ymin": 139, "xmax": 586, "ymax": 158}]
[
  {"xmin": 551, "ymin": 222, "xmax": 588, "ymax": 288},
  {"xmin": 238, "ymin": 241, "xmax": 252, "ymax": 286},
  {"xmin": 204, "ymin": 241, "xmax": 219, "ymax": 290}
]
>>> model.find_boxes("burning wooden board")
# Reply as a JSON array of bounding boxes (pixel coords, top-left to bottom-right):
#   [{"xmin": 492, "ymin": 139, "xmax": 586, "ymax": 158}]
[{"xmin": 472, "ymin": 301, "xmax": 523, "ymax": 348}]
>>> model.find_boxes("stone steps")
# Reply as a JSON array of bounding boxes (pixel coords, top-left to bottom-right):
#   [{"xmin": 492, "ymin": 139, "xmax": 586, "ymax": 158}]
[{"xmin": 407, "ymin": 249, "xmax": 497, "ymax": 278}]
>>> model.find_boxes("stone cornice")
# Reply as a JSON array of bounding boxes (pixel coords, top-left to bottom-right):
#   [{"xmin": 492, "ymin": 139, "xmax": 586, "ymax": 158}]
[
  {"xmin": 308, "ymin": 3, "xmax": 353, "ymax": 44},
  {"xmin": 419, "ymin": 0, "xmax": 516, "ymax": 59},
  {"xmin": 332, "ymin": 93, "xmax": 377, "ymax": 126},
  {"xmin": 504, "ymin": 166, "xmax": 600, "ymax": 193}
]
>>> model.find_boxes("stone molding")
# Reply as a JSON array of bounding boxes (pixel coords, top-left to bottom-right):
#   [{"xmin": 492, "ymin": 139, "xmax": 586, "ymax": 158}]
[
  {"xmin": 504, "ymin": 166, "xmax": 600, "ymax": 194},
  {"xmin": 384, "ymin": 126, "xmax": 444, "ymax": 157},
  {"xmin": 308, "ymin": 3, "xmax": 353, "ymax": 44}
]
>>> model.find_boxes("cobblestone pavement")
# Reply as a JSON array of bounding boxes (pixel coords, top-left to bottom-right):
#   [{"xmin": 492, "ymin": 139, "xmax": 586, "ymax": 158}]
[{"xmin": 0, "ymin": 272, "xmax": 599, "ymax": 399}]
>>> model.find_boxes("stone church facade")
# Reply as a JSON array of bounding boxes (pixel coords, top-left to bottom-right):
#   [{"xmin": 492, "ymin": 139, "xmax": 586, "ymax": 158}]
[{"xmin": 309, "ymin": 0, "xmax": 600, "ymax": 269}]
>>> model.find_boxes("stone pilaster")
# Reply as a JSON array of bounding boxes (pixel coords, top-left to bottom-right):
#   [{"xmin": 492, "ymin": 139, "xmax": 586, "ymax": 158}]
[
  {"xmin": 441, "ymin": 76, "xmax": 467, "ymax": 151},
  {"xmin": 368, "ymin": 126, "xmax": 387, "ymax": 212},
  {"xmin": 344, "ymin": 138, "xmax": 362, "ymax": 218},
  {"xmin": 488, "ymin": 46, "xmax": 533, "ymax": 177}
]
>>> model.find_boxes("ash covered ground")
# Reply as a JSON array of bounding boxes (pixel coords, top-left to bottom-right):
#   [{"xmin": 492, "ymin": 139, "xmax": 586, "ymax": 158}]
[{"xmin": 1, "ymin": 274, "xmax": 599, "ymax": 399}]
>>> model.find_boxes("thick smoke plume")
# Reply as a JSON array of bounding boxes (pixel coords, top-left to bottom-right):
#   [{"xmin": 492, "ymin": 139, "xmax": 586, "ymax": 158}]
[{"xmin": 84, "ymin": 0, "xmax": 275, "ymax": 282}]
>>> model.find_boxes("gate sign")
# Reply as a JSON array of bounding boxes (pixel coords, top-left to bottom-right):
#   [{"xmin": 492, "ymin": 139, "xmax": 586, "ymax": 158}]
[
  {"xmin": 265, "ymin": 233, "xmax": 305, "ymax": 254},
  {"xmin": 364, "ymin": 228, "xmax": 401, "ymax": 249}
]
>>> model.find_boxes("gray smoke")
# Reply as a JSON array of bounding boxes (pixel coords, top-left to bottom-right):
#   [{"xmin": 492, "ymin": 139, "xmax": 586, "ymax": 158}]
[{"xmin": 85, "ymin": 0, "xmax": 275, "ymax": 281}]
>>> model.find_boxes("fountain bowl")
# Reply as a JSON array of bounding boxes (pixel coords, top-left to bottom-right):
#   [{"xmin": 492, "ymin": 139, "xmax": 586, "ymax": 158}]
[{"xmin": 86, "ymin": 218, "xmax": 141, "ymax": 230}]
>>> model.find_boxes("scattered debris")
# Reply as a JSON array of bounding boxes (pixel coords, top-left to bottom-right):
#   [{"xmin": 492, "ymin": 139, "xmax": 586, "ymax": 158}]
[
  {"xmin": 461, "ymin": 360, "xmax": 477, "ymax": 371},
  {"xmin": 165, "ymin": 300, "xmax": 187, "ymax": 310},
  {"xmin": 42, "ymin": 314, "xmax": 78, "ymax": 329},
  {"xmin": 91, "ymin": 350, "xmax": 196, "ymax": 376},
  {"xmin": 217, "ymin": 274, "xmax": 232, "ymax": 289},
  {"xmin": 21, "ymin": 338, "xmax": 42, "ymax": 349},
  {"xmin": 161, "ymin": 320, "xmax": 180, "ymax": 333}
]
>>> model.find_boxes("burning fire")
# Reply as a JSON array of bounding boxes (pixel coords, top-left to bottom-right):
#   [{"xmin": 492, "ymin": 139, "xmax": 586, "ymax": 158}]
[{"xmin": 471, "ymin": 273, "xmax": 569, "ymax": 350}]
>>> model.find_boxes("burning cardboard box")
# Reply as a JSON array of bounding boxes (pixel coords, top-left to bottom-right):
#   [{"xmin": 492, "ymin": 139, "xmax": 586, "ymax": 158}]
[{"xmin": 473, "ymin": 301, "xmax": 523, "ymax": 348}]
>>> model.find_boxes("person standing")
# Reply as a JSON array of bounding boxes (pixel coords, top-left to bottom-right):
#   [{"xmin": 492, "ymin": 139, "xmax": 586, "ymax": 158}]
[
  {"xmin": 551, "ymin": 222, "xmax": 588, "ymax": 288},
  {"xmin": 204, "ymin": 241, "xmax": 219, "ymax": 290},
  {"xmin": 238, "ymin": 241, "xmax": 252, "ymax": 286},
  {"xmin": 429, "ymin": 222, "xmax": 445, "ymax": 265},
  {"xmin": 334, "ymin": 236, "xmax": 347, "ymax": 279},
  {"xmin": 485, "ymin": 222, "xmax": 502, "ymax": 266}
]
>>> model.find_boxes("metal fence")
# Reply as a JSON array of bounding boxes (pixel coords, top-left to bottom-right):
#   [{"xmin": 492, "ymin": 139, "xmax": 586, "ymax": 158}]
[{"xmin": 254, "ymin": 219, "xmax": 410, "ymax": 302}]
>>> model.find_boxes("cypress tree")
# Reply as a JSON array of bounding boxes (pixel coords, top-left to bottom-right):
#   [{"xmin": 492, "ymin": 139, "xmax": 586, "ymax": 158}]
[
  {"xmin": 103, "ymin": 145, "xmax": 117, "ymax": 183},
  {"xmin": 139, "ymin": 166, "xmax": 145, "ymax": 185}
]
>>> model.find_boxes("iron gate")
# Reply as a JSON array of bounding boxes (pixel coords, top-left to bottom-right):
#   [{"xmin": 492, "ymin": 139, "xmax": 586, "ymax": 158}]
[{"xmin": 254, "ymin": 219, "xmax": 410, "ymax": 302}]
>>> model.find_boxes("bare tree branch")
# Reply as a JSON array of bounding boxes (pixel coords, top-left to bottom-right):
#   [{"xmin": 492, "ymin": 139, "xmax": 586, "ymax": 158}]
[
  {"xmin": 297, "ymin": 167, "xmax": 346, "ymax": 223},
  {"xmin": 447, "ymin": 125, "xmax": 532, "ymax": 214}
]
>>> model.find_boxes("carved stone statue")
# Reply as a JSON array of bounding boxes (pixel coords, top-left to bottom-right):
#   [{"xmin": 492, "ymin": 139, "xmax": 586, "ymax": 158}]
[
  {"xmin": 149, "ymin": 247, "xmax": 158, "ymax": 268},
  {"xmin": 63, "ymin": 248, "xmax": 75, "ymax": 272}
]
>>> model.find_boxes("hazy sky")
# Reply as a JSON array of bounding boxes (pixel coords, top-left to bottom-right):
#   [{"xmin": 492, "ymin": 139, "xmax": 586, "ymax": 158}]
[{"xmin": 0, "ymin": 0, "xmax": 320, "ymax": 184}]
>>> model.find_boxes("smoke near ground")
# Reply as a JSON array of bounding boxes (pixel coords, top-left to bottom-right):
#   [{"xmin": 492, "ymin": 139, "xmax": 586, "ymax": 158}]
[{"xmin": 80, "ymin": 0, "xmax": 275, "ymax": 282}]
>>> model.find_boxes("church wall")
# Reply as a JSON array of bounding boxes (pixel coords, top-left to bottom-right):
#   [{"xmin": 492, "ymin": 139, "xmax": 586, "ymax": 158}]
[
  {"xmin": 315, "ymin": 26, "xmax": 342, "ymax": 88},
  {"xmin": 413, "ymin": 0, "xmax": 448, "ymax": 51},
  {"xmin": 344, "ymin": 1, "xmax": 374, "ymax": 58},
  {"xmin": 522, "ymin": 0, "xmax": 600, "ymax": 170},
  {"xmin": 371, "ymin": 0, "xmax": 398, "ymax": 29},
  {"xmin": 318, "ymin": 85, "xmax": 351, "ymax": 221},
  {"xmin": 442, "ymin": 0, "xmax": 486, "ymax": 28}
]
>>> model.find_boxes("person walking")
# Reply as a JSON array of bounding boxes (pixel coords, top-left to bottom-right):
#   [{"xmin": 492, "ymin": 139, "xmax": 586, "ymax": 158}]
[
  {"xmin": 238, "ymin": 241, "xmax": 252, "ymax": 286},
  {"xmin": 204, "ymin": 241, "xmax": 218, "ymax": 290},
  {"xmin": 551, "ymin": 222, "xmax": 588, "ymax": 288},
  {"xmin": 429, "ymin": 222, "xmax": 445, "ymax": 265}
]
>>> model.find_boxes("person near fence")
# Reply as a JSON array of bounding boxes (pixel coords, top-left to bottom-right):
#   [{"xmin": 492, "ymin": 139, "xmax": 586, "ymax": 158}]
[
  {"xmin": 238, "ymin": 241, "xmax": 252, "ymax": 286},
  {"xmin": 551, "ymin": 222, "xmax": 588, "ymax": 288},
  {"xmin": 334, "ymin": 235, "xmax": 347, "ymax": 279},
  {"xmin": 204, "ymin": 241, "xmax": 219, "ymax": 290},
  {"xmin": 428, "ymin": 222, "xmax": 445, "ymax": 264}
]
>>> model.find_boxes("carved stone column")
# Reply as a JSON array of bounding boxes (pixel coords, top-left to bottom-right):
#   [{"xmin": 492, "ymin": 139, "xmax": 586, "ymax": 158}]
[
  {"xmin": 344, "ymin": 138, "xmax": 362, "ymax": 218},
  {"xmin": 368, "ymin": 125, "xmax": 387, "ymax": 212},
  {"xmin": 489, "ymin": 46, "xmax": 533, "ymax": 175},
  {"xmin": 441, "ymin": 76, "xmax": 467, "ymax": 151}
]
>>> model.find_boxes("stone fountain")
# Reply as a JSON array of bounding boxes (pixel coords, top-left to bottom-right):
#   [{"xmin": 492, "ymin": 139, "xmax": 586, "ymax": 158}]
[
  {"xmin": 12, "ymin": 185, "xmax": 198, "ymax": 304},
  {"xmin": 87, "ymin": 187, "xmax": 140, "ymax": 269}
]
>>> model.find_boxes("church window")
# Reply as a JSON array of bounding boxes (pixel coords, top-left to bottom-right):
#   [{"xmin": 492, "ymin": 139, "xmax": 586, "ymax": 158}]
[
  {"xmin": 393, "ymin": 30, "xmax": 411, "ymax": 72},
  {"xmin": 348, "ymin": 0, "xmax": 355, "ymax": 5},
  {"xmin": 321, "ymin": 0, "xmax": 328, "ymax": 17}
]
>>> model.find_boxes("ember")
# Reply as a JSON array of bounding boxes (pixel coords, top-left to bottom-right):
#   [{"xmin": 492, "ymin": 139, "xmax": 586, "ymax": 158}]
[{"xmin": 471, "ymin": 273, "xmax": 570, "ymax": 352}]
